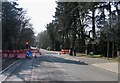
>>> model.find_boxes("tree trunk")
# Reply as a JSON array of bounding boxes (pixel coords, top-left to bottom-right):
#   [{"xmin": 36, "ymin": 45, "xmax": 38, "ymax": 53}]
[
  {"xmin": 112, "ymin": 42, "xmax": 114, "ymax": 58},
  {"xmin": 92, "ymin": 8, "xmax": 96, "ymax": 39},
  {"xmin": 107, "ymin": 41, "xmax": 109, "ymax": 60},
  {"xmin": 92, "ymin": 8, "xmax": 96, "ymax": 54},
  {"xmin": 116, "ymin": 3, "xmax": 120, "ymax": 55},
  {"xmin": 72, "ymin": 31, "xmax": 76, "ymax": 48},
  {"xmin": 81, "ymin": 26, "xmax": 85, "ymax": 53}
]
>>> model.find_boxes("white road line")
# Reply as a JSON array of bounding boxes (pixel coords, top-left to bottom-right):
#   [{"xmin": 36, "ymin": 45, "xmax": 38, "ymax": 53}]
[
  {"xmin": 0, "ymin": 59, "xmax": 22, "ymax": 74},
  {"xmin": 29, "ymin": 58, "xmax": 34, "ymax": 81},
  {"xmin": 0, "ymin": 59, "xmax": 22, "ymax": 83},
  {"xmin": 0, "ymin": 74, "xmax": 8, "ymax": 83}
]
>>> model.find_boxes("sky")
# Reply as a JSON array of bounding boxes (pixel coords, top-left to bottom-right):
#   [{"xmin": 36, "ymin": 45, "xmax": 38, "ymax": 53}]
[{"xmin": 17, "ymin": 0, "xmax": 57, "ymax": 36}]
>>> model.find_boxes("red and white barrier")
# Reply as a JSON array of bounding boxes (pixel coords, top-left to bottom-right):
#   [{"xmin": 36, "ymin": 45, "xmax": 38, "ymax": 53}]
[
  {"xmin": 17, "ymin": 50, "xmax": 26, "ymax": 59},
  {"xmin": 2, "ymin": 50, "xmax": 8, "ymax": 58},
  {"xmin": 31, "ymin": 49, "xmax": 41, "ymax": 55},
  {"xmin": 1, "ymin": 48, "xmax": 41, "ymax": 59},
  {"xmin": 9, "ymin": 50, "xmax": 16, "ymax": 58},
  {"xmin": 60, "ymin": 49, "xmax": 70, "ymax": 55}
]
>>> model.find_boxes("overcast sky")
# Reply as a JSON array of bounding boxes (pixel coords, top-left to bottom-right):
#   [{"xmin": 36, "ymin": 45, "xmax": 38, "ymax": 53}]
[{"xmin": 17, "ymin": 0, "xmax": 57, "ymax": 36}]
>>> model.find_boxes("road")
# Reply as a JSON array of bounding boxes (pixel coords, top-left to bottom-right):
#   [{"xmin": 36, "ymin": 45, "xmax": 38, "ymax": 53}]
[{"xmin": 1, "ymin": 49, "xmax": 118, "ymax": 82}]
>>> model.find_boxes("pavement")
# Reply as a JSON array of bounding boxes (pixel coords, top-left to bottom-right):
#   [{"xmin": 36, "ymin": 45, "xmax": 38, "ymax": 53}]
[
  {"xmin": 53, "ymin": 52, "xmax": 118, "ymax": 74},
  {"xmin": 92, "ymin": 62, "xmax": 118, "ymax": 73}
]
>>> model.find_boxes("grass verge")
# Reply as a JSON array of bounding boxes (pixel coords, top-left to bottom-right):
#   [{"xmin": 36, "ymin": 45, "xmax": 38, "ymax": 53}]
[
  {"xmin": 76, "ymin": 53, "xmax": 103, "ymax": 58},
  {"xmin": 76, "ymin": 53, "xmax": 88, "ymax": 57},
  {"xmin": 118, "ymin": 57, "xmax": 120, "ymax": 62},
  {"xmin": 90, "ymin": 55, "xmax": 103, "ymax": 58},
  {"xmin": 76, "ymin": 53, "xmax": 119, "ymax": 62}
]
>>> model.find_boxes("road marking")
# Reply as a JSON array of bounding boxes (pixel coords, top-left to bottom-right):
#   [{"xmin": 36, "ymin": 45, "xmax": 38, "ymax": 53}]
[
  {"xmin": 92, "ymin": 63, "xmax": 118, "ymax": 73},
  {"xmin": 29, "ymin": 58, "xmax": 34, "ymax": 81},
  {"xmin": 0, "ymin": 59, "xmax": 22, "ymax": 83},
  {"xmin": 0, "ymin": 59, "xmax": 22, "ymax": 74},
  {"xmin": 0, "ymin": 75, "xmax": 7, "ymax": 83}
]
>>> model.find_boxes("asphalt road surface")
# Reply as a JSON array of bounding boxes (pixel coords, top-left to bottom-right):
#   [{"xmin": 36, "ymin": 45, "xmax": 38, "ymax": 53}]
[{"xmin": 1, "ymin": 49, "xmax": 118, "ymax": 82}]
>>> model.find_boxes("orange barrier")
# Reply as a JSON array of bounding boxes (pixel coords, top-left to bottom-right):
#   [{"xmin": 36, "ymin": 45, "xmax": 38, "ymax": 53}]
[
  {"xmin": 2, "ymin": 50, "xmax": 8, "ymax": 58},
  {"xmin": 31, "ymin": 49, "xmax": 41, "ymax": 55},
  {"xmin": 0, "ymin": 51, "xmax": 1, "ymax": 57},
  {"xmin": 60, "ymin": 49, "xmax": 70, "ymax": 55},
  {"xmin": 1, "ymin": 48, "xmax": 41, "ymax": 59},
  {"xmin": 9, "ymin": 50, "xmax": 16, "ymax": 58},
  {"xmin": 17, "ymin": 50, "xmax": 26, "ymax": 59},
  {"xmin": 64, "ymin": 50, "xmax": 69, "ymax": 54}
]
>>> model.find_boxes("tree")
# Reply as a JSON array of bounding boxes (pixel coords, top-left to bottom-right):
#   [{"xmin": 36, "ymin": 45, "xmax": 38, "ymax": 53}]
[
  {"xmin": 19, "ymin": 27, "xmax": 35, "ymax": 49},
  {"xmin": 37, "ymin": 31, "xmax": 51, "ymax": 49},
  {"xmin": 2, "ymin": 1, "xmax": 34, "ymax": 50},
  {"xmin": 48, "ymin": 2, "xmax": 119, "ymax": 57}
]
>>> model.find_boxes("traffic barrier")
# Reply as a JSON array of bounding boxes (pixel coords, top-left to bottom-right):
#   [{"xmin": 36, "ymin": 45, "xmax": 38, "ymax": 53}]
[
  {"xmin": 0, "ymin": 50, "xmax": 2, "ymax": 57},
  {"xmin": 37, "ymin": 49, "xmax": 41, "ymax": 55},
  {"xmin": 2, "ymin": 50, "xmax": 8, "ymax": 58},
  {"xmin": 65, "ymin": 50, "xmax": 69, "ymax": 54},
  {"xmin": 17, "ymin": 50, "xmax": 26, "ymax": 59},
  {"xmin": 36, "ymin": 50, "xmax": 41, "ymax": 55},
  {"xmin": 60, "ymin": 49, "xmax": 70, "ymax": 55},
  {"xmin": 1, "ymin": 49, "xmax": 41, "ymax": 58},
  {"xmin": 9, "ymin": 50, "xmax": 16, "ymax": 58},
  {"xmin": 31, "ymin": 49, "xmax": 37, "ymax": 53},
  {"xmin": 31, "ymin": 49, "xmax": 41, "ymax": 55}
]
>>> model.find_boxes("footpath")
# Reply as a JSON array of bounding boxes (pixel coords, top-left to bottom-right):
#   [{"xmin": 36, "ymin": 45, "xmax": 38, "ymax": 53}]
[{"xmin": 54, "ymin": 52, "xmax": 118, "ymax": 74}]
